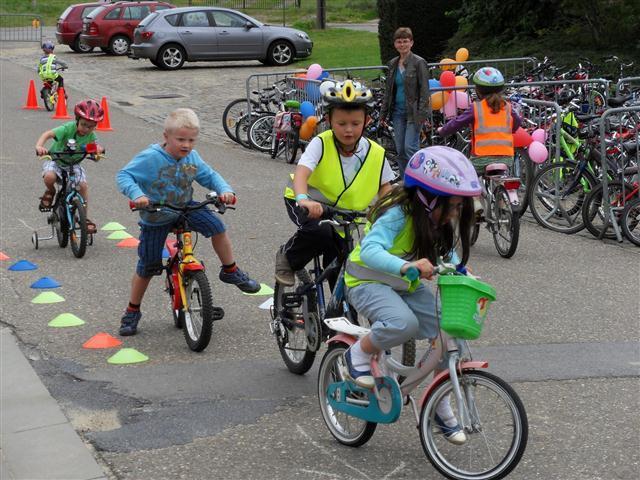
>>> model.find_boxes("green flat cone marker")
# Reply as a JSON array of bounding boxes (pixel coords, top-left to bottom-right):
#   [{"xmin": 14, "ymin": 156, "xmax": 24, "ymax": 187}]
[
  {"xmin": 107, "ymin": 348, "xmax": 149, "ymax": 365},
  {"xmin": 106, "ymin": 230, "xmax": 133, "ymax": 240},
  {"xmin": 242, "ymin": 283, "xmax": 274, "ymax": 296},
  {"xmin": 31, "ymin": 291, "xmax": 65, "ymax": 304},
  {"xmin": 48, "ymin": 313, "xmax": 85, "ymax": 327},
  {"xmin": 101, "ymin": 222, "xmax": 126, "ymax": 231}
]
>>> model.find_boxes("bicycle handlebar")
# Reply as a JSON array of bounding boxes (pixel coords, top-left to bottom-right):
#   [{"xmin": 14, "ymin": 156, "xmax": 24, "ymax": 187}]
[
  {"xmin": 39, "ymin": 146, "xmax": 105, "ymax": 165},
  {"xmin": 296, "ymin": 204, "xmax": 367, "ymax": 225},
  {"xmin": 129, "ymin": 192, "xmax": 232, "ymax": 215}
]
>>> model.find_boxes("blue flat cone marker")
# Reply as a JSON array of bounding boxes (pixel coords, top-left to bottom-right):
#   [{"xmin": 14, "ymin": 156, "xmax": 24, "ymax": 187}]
[
  {"xmin": 242, "ymin": 283, "xmax": 274, "ymax": 296},
  {"xmin": 101, "ymin": 222, "xmax": 126, "ymax": 231},
  {"xmin": 31, "ymin": 276, "xmax": 61, "ymax": 289},
  {"xmin": 31, "ymin": 291, "xmax": 65, "ymax": 304},
  {"xmin": 162, "ymin": 247, "xmax": 170, "ymax": 259},
  {"xmin": 8, "ymin": 259, "xmax": 38, "ymax": 271},
  {"xmin": 107, "ymin": 348, "xmax": 149, "ymax": 365},
  {"xmin": 48, "ymin": 313, "xmax": 85, "ymax": 327},
  {"xmin": 107, "ymin": 230, "xmax": 133, "ymax": 240}
]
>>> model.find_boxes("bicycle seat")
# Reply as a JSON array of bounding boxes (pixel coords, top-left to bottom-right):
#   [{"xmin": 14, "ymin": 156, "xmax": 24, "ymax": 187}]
[
  {"xmin": 484, "ymin": 163, "xmax": 509, "ymax": 176},
  {"xmin": 575, "ymin": 114, "xmax": 600, "ymax": 123},
  {"xmin": 607, "ymin": 95, "xmax": 632, "ymax": 108}
]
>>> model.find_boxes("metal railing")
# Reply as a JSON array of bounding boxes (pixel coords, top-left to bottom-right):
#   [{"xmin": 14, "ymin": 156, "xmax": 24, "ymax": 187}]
[
  {"xmin": 426, "ymin": 57, "xmax": 538, "ymax": 83},
  {"xmin": 188, "ymin": 0, "xmax": 293, "ymax": 24},
  {"xmin": 0, "ymin": 14, "xmax": 43, "ymax": 43},
  {"xmin": 616, "ymin": 77, "xmax": 640, "ymax": 96}
]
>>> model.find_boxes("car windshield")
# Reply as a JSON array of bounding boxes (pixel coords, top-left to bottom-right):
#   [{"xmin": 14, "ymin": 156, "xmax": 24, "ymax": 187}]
[
  {"xmin": 85, "ymin": 5, "xmax": 106, "ymax": 19},
  {"xmin": 138, "ymin": 12, "xmax": 158, "ymax": 27}
]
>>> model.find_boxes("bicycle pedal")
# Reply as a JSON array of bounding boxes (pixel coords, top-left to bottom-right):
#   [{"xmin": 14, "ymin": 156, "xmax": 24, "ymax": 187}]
[
  {"xmin": 212, "ymin": 307, "xmax": 225, "ymax": 321},
  {"xmin": 282, "ymin": 292, "xmax": 302, "ymax": 309},
  {"xmin": 39, "ymin": 206, "xmax": 52, "ymax": 213}
]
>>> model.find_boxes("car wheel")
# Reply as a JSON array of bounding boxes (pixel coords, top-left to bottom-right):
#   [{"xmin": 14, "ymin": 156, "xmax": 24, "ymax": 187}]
[
  {"xmin": 267, "ymin": 40, "xmax": 294, "ymax": 66},
  {"xmin": 157, "ymin": 44, "xmax": 185, "ymax": 70},
  {"xmin": 109, "ymin": 35, "xmax": 130, "ymax": 56},
  {"xmin": 73, "ymin": 35, "xmax": 94, "ymax": 53}
]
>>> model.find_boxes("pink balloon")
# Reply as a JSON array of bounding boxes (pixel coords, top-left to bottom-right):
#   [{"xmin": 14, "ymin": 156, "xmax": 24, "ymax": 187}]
[
  {"xmin": 528, "ymin": 141, "xmax": 548, "ymax": 164},
  {"xmin": 440, "ymin": 70, "xmax": 456, "ymax": 88},
  {"xmin": 454, "ymin": 90, "xmax": 470, "ymax": 110},
  {"xmin": 531, "ymin": 128, "xmax": 547, "ymax": 143},
  {"xmin": 442, "ymin": 91, "xmax": 457, "ymax": 118},
  {"xmin": 306, "ymin": 63, "xmax": 323, "ymax": 80}
]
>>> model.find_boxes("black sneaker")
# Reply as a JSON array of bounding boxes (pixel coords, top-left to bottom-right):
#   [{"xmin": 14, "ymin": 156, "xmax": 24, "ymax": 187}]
[
  {"xmin": 219, "ymin": 267, "xmax": 261, "ymax": 293},
  {"xmin": 119, "ymin": 310, "xmax": 141, "ymax": 336}
]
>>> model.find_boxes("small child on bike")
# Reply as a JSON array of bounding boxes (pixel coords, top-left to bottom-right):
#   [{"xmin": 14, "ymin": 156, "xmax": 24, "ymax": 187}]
[
  {"xmin": 437, "ymin": 67, "xmax": 521, "ymax": 214},
  {"xmin": 35, "ymin": 99, "xmax": 105, "ymax": 233},
  {"xmin": 275, "ymin": 80, "xmax": 396, "ymax": 287},
  {"xmin": 343, "ymin": 146, "xmax": 481, "ymax": 444},
  {"xmin": 37, "ymin": 41, "xmax": 67, "ymax": 90},
  {"xmin": 116, "ymin": 107, "xmax": 260, "ymax": 336}
]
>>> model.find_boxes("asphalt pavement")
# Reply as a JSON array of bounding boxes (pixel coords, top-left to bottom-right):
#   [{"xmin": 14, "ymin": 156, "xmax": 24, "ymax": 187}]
[{"xmin": 0, "ymin": 43, "xmax": 639, "ymax": 480}]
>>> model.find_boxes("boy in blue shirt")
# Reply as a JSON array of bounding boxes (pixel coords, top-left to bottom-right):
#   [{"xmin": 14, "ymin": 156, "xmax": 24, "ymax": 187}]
[{"xmin": 116, "ymin": 108, "xmax": 260, "ymax": 336}]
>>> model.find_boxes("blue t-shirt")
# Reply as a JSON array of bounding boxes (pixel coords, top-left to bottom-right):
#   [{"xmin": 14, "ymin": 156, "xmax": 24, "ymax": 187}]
[{"xmin": 394, "ymin": 67, "xmax": 406, "ymax": 115}]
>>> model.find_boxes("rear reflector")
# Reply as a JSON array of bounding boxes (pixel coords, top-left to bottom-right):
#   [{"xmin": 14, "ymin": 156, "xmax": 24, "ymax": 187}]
[{"xmin": 503, "ymin": 180, "xmax": 521, "ymax": 190}]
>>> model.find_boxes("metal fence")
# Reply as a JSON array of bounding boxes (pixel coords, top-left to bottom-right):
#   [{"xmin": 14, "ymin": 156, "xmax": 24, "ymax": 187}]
[
  {"xmin": 188, "ymin": 0, "xmax": 293, "ymax": 24},
  {"xmin": 0, "ymin": 14, "xmax": 42, "ymax": 43},
  {"xmin": 616, "ymin": 76, "xmax": 640, "ymax": 96},
  {"xmin": 426, "ymin": 57, "xmax": 538, "ymax": 83}
]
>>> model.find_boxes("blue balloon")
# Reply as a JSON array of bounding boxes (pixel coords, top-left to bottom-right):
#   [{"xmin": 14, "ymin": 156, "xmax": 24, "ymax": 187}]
[
  {"xmin": 428, "ymin": 79, "xmax": 441, "ymax": 90},
  {"xmin": 300, "ymin": 100, "xmax": 315, "ymax": 118},
  {"xmin": 319, "ymin": 70, "xmax": 330, "ymax": 80}
]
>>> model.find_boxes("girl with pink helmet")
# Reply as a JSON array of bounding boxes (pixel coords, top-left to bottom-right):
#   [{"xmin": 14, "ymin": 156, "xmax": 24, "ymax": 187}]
[{"xmin": 343, "ymin": 145, "xmax": 480, "ymax": 444}]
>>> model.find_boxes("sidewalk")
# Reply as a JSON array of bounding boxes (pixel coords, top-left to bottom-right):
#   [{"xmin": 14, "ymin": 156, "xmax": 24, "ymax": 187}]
[{"xmin": 0, "ymin": 328, "xmax": 108, "ymax": 480}]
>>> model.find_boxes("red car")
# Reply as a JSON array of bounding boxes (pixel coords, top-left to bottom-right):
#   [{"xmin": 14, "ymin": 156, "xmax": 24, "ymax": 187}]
[
  {"xmin": 55, "ymin": 2, "xmax": 103, "ymax": 53},
  {"xmin": 80, "ymin": 1, "xmax": 174, "ymax": 56}
]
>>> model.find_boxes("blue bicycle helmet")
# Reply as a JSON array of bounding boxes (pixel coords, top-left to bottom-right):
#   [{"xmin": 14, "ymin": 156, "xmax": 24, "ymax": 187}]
[
  {"xmin": 472, "ymin": 67, "xmax": 504, "ymax": 87},
  {"xmin": 42, "ymin": 40, "xmax": 55, "ymax": 53}
]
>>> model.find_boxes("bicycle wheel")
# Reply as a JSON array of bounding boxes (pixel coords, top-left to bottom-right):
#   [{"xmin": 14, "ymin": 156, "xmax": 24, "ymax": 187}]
[
  {"xmin": 55, "ymin": 204, "xmax": 69, "ymax": 248},
  {"xmin": 419, "ymin": 370, "xmax": 528, "ymax": 480},
  {"xmin": 621, "ymin": 196, "xmax": 640, "ymax": 246},
  {"xmin": 318, "ymin": 342, "xmax": 377, "ymax": 447},
  {"xmin": 182, "ymin": 270, "xmax": 214, "ymax": 352},
  {"xmin": 285, "ymin": 130, "xmax": 300, "ymax": 164},
  {"xmin": 248, "ymin": 113, "xmax": 275, "ymax": 153},
  {"xmin": 69, "ymin": 199, "xmax": 88, "ymax": 258},
  {"xmin": 491, "ymin": 185, "xmax": 519, "ymax": 258},
  {"xmin": 222, "ymin": 98, "xmax": 254, "ymax": 144},
  {"xmin": 529, "ymin": 161, "xmax": 597, "ymax": 234},
  {"xmin": 513, "ymin": 149, "xmax": 532, "ymax": 217},
  {"xmin": 581, "ymin": 182, "xmax": 626, "ymax": 239},
  {"xmin": 273, "ymin": 269, "xmax": 318, "ymax": 375},
  {"xmin": 41, "ymin": 87, "xmax": 54, "ymax": 111},
  {"xmin": 234, "ymin": 113, "xmax": 254, "ymax": 149}
]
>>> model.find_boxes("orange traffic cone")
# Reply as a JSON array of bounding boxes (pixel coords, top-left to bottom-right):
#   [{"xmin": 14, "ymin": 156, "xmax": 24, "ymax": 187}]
[
  {"xmin": 52, "ymin": 87, "xmax": 71, "ymax": 120},
  {"xmin": 22, "ymin": 79, "xmax": 42, "ymax": 110},
  {"xmin": 97, "ymin": 96, "xmax": 113, "ymax": 131}
]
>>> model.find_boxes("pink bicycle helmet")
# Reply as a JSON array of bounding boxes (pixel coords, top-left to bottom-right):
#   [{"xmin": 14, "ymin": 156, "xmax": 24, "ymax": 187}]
[
  {"xmin": 404, "ymin": 146, "xmax": 481, "ymax": 197},
  {"xmin": 74, "ymin": 99, "xmax": 104, "ymax": 122}
]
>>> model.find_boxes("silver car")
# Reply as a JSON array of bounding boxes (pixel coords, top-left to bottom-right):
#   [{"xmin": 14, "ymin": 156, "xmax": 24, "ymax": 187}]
[{"xmin": 129, "ymin": 6, "xmax": 313, "ymax": 70}]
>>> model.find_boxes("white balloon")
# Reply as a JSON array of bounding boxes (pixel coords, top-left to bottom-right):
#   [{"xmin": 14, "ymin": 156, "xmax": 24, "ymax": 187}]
[{"xmin": 319, "ymin": 81, "xmax": 334, "ymax": 96}]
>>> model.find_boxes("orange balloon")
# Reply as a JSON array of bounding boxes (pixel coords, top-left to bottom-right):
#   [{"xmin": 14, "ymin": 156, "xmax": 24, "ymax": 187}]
[
  {"xmin": 439, "ymin": 58, "xmax": 456, "ymax": 71},
  {"xmin": 455, "ymin": 76, "xmax": 468, "ymax": 87},
  {"xmin": 299, "ymin": 116, "xmax": 318, "ymax": 140},
  {"xmin": 455, "ymin": 48, "xmax": 469, "ymax": 62},
  {"xmin": 430, "ymin": 91, "xmax": 450, "ymax": 110}
]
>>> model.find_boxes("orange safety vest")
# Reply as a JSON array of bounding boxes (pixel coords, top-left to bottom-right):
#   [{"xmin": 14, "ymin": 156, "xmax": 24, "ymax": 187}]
[{"xmin": 471, "ymin": 99, "xmax": 514, "ymax": 156}]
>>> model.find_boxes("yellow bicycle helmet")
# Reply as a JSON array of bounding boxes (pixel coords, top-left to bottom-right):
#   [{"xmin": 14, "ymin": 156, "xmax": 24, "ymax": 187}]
[{"xmin": 321, "ymin": 79, "xmax": 374, "ymax": 110}]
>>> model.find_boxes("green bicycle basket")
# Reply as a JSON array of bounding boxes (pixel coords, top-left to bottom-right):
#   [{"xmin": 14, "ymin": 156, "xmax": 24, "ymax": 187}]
[{"xmin": 437, "ymin": 275, "xmax": 496, "ymax": 340}]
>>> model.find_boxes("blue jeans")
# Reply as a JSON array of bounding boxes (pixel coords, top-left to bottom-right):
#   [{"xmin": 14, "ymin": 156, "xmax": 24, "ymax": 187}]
[{"xmin": 392, "ymin": 111, "xmax": 421, "ymax": 172}]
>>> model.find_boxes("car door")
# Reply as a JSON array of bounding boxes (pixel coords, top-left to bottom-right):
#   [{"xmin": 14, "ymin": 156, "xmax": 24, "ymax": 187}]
[
  {"xmin": 122, "ymin": 5, "xmax": 151, "ymax": 38},
  {"xmin": 210, "ymin": 10, "xmax": 263, "ymax": 58},
  {"xmin": 177, "ymin": 10, "xmax": 216, "ymax": 59}
]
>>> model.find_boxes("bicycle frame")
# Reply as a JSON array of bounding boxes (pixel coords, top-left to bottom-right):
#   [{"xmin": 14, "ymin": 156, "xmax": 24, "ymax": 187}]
[{"xmin": 165, "ymin": 228, "xmax": 206, "ymax": 316}]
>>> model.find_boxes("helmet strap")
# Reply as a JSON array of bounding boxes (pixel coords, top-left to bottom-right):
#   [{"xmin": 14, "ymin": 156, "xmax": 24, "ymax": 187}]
[{"xmin": 416, "ymin": 188, "xmax": 439, "ymax": 221}]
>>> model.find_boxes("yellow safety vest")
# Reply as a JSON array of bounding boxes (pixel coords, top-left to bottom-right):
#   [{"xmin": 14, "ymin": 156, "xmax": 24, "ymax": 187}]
[
  {"xmin": 283, "ymin": 130, "xmax": 385, "ymax": 211},
  {"xmin": 344, "ymin": 217, "xmax": 421, "ymax": 292},
  {"xmin": 38, "ymin": 55, "xmax": 58, "ymax": 81}
]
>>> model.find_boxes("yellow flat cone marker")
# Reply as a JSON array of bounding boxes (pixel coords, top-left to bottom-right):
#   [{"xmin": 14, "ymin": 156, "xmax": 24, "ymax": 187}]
[
  {"xmin": 32, "ymin": 291, "xmax": 65, "ymax": 304},
  {"xmin": 48, "ymin": 313, "xmax": 85, "ymax": 327},
  {"xmin": 107, "ymin": 230, "xmax": 133, "ymax": 240},
  {"xmin": 107, "ymin": 348, "xmax": 149, "ymax": 365},
  {"xmin": 242, "ymin": 283, "xmax": 274, "ymax": 296},
  {"xmin": 116, "ymin": 238, "xmax": 140, "ymax": 248},
  {"xmin": 101, "ymin": 222, "xmax": 126, "ymax": 231}
]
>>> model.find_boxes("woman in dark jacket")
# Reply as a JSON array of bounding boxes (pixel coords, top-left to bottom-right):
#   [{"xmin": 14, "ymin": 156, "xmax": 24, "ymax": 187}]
[{"xmin": 380, "ymin": 27, "xmax": 429, "ymax": 172}]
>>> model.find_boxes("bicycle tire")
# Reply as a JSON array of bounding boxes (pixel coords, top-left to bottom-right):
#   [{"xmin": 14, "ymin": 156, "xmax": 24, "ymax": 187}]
[
  {"xmin": 581, "ymin": 182, "xmax": 626, "ymax": 240},
  {"xmin": 222, "ymin": 98, "xmax": 255, "ymax": 144},
  {"xmin": 419, "ymin": 370, "xmax": 528, "ymax": 480},
  {"xmin": 69, "ymin": 199, "xmax": 88, "ymax": 258},
  {"xmin": 55, "ymin": 204, "xmax": 69, "ymax": 248},
  {"xmin": 492, "ymin": 185, "xmax": 519, "ymax": 258},
  {"xmin": 621, "ymin": 196, "xmax": 640, "ymax": 246},
  {"xmin": 513, "ymin": 149, "xmax": 532, "ymax": 217},
  {"xmin": 41, "ymin": 87, "xmax": 54, "ymax": 111},
  {"xmin": 285, "ymin": 130, "xmax": 300, "ymax": 164},
  {"xmin": 470, "ymin": 221, "xmax": 480, "ymax": 246},
  {"xmin": 318, "ymin": 342, "xmax": 377, "ymax": 447},
  {"xmin": 234, "ymin": 113, "xmax": 253, "ymax": 149},
  {"xmin": 182, "ymin": 270, "xmax": 214, "ymax": 352},
  {"xmin": 273, "ymin": 269, "xmax": 318, "ymax": 374},
  {"xmin": 248, "ymin": 113, "xmax": 276, "ymax": 153},
  {"xmin": 528, "ymin": 161, "xmax": 597, "ymax": 234}
]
